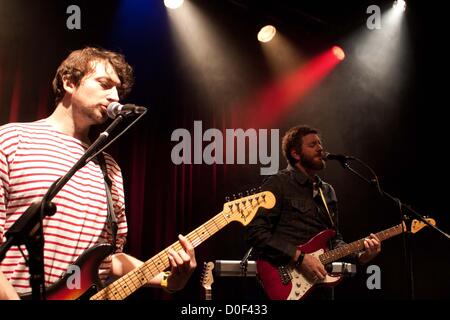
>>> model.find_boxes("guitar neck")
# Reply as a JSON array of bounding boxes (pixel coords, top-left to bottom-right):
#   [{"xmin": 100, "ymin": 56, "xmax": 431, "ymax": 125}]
[
  {"xmin": 320, "ymin": 223, "xmax": 405, "ymax": 265},
  {"xmin": 205, "ymin": 288, "xmax": 212, "ymax": 301},
  {"xmin": 91, "ymin": 211, "xmax": 229, "ymax": 300}
]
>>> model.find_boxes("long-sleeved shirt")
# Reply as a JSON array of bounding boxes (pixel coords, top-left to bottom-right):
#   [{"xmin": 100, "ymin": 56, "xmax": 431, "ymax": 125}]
[{"xmin": 0, "ymin": 120, "xmax": 128, "ymax": 293}]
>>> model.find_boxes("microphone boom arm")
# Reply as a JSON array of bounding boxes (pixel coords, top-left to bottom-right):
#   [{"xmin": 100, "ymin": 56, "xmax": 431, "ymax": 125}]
[
  {"xmin": 339, "ymin": 157, "xmax": 447, "ymax": 238},
  {"xmin": 335, "ymin": 155, "xmax": 450, "ymax": 300}
]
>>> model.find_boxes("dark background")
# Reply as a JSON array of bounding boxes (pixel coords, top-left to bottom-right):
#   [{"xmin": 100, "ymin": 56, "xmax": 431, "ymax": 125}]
[{"xmin": 0, "ymin": 0, "xmax": 448, "ymax": 300}]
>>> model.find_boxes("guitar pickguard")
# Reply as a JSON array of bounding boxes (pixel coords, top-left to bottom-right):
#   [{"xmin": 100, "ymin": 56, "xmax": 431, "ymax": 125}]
[{"xmin": 287, "ymin": 249, "xmax": 340, "ymax": 300}]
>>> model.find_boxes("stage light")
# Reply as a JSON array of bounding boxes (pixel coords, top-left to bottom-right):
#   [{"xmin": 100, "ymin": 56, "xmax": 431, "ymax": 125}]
[
  {"xmin": 164, "ymin": 0, "xmax": 184, "ymax": 10},
  {"xmin": 393, "ymin": 0, "xmax": 406, "ymax": 13},
  {"xmin": 332, "ymin": 46, "xmax": 345, "ymax": 61},
  {"xmin": 258, "ymin": 25, "xmax": 277, "ymax": 43}
]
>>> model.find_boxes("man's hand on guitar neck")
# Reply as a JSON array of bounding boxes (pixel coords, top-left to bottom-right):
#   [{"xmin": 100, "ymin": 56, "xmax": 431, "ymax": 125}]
[
  {"xmin": 165, "ymin": 234, "xmax": 197, "ymax": 292},
  {"xmin": 111, "ymin": 234, "xmax": 197, "ymax": 293},
  {"xmin": 358, "ymin": 233, "xmax": 381, "ymax": 264},
  {"xmin": 294, "ymin": 250, "xmax": 327, "ymax": 282}
]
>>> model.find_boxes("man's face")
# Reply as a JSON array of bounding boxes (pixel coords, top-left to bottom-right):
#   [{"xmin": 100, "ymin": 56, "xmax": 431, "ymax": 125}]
[
  {"xmin": 298, "ymin": 133, "xmax": 325, "ymax": 171},
  {"xmin": 68, "ymin": 60, "xmax": 121, "ymax": 125}
]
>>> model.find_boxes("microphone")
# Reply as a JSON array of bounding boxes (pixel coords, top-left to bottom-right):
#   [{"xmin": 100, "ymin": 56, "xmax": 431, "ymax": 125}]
[
  {"xmin": 322, "ymin": 152, "xmax": 354, "ymax": 162},
  {"xmin": 107, "ymin": 102, "xmax": 147, "ymax": 119}
]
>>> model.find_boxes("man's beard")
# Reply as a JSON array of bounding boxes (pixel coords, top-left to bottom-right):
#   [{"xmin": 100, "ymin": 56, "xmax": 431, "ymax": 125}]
[{"xmin": 300, "ymin": 152, "xmax": 325, "ymax": 171}]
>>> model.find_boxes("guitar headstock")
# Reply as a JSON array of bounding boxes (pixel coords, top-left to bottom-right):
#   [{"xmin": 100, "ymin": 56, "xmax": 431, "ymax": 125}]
[
  {"xmin": 200, "ymin": 261, "xmax": 215, "ymax": 290},
  {"xmin": 223, "ymin": 190, "xmax": 276, "ymax": 226},
  {"xmin": 410, "ymin": 217, "xmax": 436, "ymax": 233}
]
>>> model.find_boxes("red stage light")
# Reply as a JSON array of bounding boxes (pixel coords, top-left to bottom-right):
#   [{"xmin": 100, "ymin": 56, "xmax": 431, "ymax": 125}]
[{"xmin": 332, "ymin": 46, "xmax": 345, "ymax": 61}]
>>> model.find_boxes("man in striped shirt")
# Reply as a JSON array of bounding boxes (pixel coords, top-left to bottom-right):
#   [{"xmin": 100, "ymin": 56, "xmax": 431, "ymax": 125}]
[{"xmin": 0, "ymin": 47, "xmax": 196, "ymax": 299}]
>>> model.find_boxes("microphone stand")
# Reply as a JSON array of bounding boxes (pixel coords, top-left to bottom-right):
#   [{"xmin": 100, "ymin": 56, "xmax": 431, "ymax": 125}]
[
  {"xmin": 333, "ymin": 157, "xmax": 450, "ymax": 300},
  {"xmin": 240, "ymin": 247, "xmax": 253, "ymax": 277},
  {"xmin": 240, "ymin": 247, "xmax": 253, "ymax": 299},
  {"xmin": 0, "ymin": 114, "xmax": 128, "ymax": 300}
]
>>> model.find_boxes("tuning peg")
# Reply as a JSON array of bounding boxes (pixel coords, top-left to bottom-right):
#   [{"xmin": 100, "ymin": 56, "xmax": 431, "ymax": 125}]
[
  {"xmin": 233, "ymin": 194, "xmax": 237, "ymax": 200},
  {"xmin": 238, "ymin": 192, "xmax": 243, "ymax": 198},
  {"xmin": 246, "ymin": 190, "xmax": 250, "ymax": 196},
  {"xmin": 258, "ymin": 186, "xmax": 262, "ymax": 192},
  {"xmin": 225, "ymin": 196, "xmax": 230, "ymax": 202}
]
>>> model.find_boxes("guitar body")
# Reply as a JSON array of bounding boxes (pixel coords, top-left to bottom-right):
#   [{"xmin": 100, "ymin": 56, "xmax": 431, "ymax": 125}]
[
  {"xmin": 21, "ymin": 243, "xmax": 114, "ymax": 300},
  {"xmin": 257, "ymin": 229, "xmax": 341, "ymax": 300}
]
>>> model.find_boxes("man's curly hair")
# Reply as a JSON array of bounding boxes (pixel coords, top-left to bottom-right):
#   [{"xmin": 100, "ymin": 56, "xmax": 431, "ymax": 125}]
[
  {"xmin": 52, "ymin": 47, "xmax": 134, "ymax": 104},
  {"xmin": 282, "ymin": 125, "xmax": 319, "ymax": 166}
]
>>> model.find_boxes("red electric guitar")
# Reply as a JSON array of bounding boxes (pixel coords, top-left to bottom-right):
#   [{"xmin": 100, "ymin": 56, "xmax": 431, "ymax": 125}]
[{"xmin": 257, "ymin": 218, "xmax": 436, "ymax": 300}]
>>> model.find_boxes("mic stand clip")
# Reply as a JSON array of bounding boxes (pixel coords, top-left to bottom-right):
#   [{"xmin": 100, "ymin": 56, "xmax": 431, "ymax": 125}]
[{"xmin": 240, "ymin": 247, "xmax": 253, "ymax": 277}]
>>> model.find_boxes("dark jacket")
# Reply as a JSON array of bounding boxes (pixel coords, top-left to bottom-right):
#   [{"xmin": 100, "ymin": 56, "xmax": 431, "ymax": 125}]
[{"xmin": 246, "ymin": 165, "xmax": 350, "ymax": 266}]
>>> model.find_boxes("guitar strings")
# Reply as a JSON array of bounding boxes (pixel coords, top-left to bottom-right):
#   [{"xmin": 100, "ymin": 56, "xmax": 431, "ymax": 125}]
[{"xmin": 92, "ymin": 193, "xmax": 269, "ymax": 300}]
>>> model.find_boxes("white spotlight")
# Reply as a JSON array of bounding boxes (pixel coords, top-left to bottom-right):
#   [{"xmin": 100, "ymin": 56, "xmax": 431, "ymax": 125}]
[
  {"xmin": 164, "ymin": 0, "xmax": 184, "ymax": 10},
  {"xmin": 258, "ymin": 25, "xmax": 277, "ymax": 43},
  {"xmin": 393, "ymin": 0, "xmax": 406, "ymax": 13}
]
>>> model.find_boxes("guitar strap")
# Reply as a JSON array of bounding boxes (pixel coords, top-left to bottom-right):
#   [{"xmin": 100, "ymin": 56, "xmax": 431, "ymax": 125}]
[
  {"xmin": 318, "ymin": 187, "xmax": 336, "ymax": 229},
  {"xmin": 97, "ymin": 152, "xmax": 118, "ymax": 252}
]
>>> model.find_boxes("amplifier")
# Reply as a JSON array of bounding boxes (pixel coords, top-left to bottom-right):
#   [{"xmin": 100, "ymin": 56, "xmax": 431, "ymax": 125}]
[{"xmin": 214, "ymin": 260, "xmax": 257, "ymax": 277}]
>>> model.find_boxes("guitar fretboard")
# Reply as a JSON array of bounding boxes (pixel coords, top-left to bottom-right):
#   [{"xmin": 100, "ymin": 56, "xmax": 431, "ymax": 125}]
[
  {"xmin": 90, "ymin": 212, "xmax": 228, "ymax": 300},
  {"xmin": 319, "ymin": 223, "xmax": 404, "ymax": 265},
  {"xmin": 89, "ymin": 191, "xmax": 273, "ymax": 300},
  {"xmin": 205, "ymin": 288, "xmax": 212, "ymax": 301}
]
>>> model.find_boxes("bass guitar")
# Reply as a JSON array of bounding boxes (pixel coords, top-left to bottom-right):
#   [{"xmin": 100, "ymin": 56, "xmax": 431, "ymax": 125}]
[{"xmin": 21, "ymin": 191, "xmax": 275, "ymax": 300}]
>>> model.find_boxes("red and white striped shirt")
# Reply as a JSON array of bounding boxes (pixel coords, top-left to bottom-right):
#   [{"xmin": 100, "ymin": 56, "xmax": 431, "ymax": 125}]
[{"xmin": 0, "ymin": 120, "xmax": 127, "ymax": 294}]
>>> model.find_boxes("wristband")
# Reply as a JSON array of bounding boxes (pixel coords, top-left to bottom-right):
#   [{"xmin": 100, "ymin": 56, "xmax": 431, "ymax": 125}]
[
  {"xmin": 160, "ymin": 271, "xmax": 176, "ymax": 293},
  {"xmin": 295, "ymin": 251, "xmax": 305, "ymax": 267}
]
